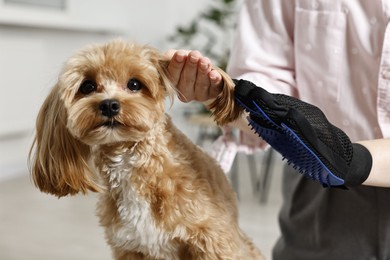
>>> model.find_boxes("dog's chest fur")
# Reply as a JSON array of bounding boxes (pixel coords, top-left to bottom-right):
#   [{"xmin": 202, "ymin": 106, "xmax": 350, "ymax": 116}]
[{"xmin": 94, "ymin": 132, "xmax": 184, "ymax": 258}]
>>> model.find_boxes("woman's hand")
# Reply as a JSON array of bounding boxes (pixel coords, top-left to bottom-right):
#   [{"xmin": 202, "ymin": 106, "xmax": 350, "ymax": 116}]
[{"xmin": 165, "ymin": 49, "xmax": 223, "ymax": 102}]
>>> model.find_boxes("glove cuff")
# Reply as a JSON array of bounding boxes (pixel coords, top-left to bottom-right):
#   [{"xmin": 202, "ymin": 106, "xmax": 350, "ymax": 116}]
[{"xmin": 345, "ymin": 143, "xmax": 373, "ymax": 186}]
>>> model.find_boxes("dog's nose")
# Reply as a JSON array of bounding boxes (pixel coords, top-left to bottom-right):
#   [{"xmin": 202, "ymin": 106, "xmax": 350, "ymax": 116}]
[{"xmin": 99, "ymin": 99, "xmax": 120, "ymax": 117}]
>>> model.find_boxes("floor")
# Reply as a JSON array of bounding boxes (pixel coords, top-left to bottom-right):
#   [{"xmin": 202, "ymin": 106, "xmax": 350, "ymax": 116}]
[{"xmin": 0, "ymin": 151, "xmax": 284, "ymax": 260}]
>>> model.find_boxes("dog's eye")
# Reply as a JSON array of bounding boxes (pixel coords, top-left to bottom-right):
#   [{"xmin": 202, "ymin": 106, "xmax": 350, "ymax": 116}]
[
  {"xmin": 79, "ymin": 80, "xmax": 97, "ymax": 95},
  {"xmin": 127, "ymin": 78, "xmax": 143, "ymax": 92}
]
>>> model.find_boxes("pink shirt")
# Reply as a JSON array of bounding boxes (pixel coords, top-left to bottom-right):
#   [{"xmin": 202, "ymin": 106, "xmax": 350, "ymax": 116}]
[{"xmin": 227, "ymin": 0, "xmax": 390, "ymax": 144}]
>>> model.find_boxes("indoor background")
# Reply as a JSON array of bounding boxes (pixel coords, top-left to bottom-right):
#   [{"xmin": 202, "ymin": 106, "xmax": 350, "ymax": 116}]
[{"xmin": 0, "ymin": 0, "xmax": 284, "ymax": 259}]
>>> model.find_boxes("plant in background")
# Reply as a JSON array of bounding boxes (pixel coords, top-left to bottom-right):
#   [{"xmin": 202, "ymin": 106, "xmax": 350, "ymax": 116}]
[{"xmin": 168, "ymin": 0, "xmax": 238, "ymax": 70}]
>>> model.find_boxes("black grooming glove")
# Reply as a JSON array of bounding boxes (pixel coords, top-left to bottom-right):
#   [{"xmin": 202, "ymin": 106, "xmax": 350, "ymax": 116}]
[{"xmin": 234, "ymin": 79, "xmax": 372, "ymax": 187}]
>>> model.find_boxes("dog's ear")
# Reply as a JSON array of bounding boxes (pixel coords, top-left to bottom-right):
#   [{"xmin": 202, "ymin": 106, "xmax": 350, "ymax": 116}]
[
  {"xmin": 157, "ymin": 58, "xmax": 176, "ymax": 103},
  {"xmin": 206, "ymin": 67, "xmax": 243, "ymax": 126},
  {"xmin": 29, "ymin": 84, "xmax": 102, "ymax": 197},
  {"xmin": 155, "ymin": 52, "xmax": 242, "ymax": 125}
]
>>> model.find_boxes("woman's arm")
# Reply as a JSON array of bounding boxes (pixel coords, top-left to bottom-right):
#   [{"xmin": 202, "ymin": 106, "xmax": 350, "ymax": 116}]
[{"xmin": 358, "ymin": 139, "xmax": 390, "ymax": 187}]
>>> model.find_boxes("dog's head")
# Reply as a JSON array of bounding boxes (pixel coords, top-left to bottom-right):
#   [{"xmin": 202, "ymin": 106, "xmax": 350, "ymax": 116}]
[
  {"xmin": 59, "ymin": 40, "xmax": 175, "ymax": 146},
  {"xmin": 29, "ymin": 40, "xmax": 241, "ymax": 197}
]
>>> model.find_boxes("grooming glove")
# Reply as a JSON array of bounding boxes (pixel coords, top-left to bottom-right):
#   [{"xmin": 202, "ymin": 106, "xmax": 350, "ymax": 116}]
[{"xmin": 234, "ymin": 79, "xmax": 372, "ymax": 187}]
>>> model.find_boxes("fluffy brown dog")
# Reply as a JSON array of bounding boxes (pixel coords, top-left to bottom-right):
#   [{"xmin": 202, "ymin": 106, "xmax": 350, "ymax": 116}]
[{"xmin": 29, "ymin": 39, "xmax": 264, "ymax": 259}]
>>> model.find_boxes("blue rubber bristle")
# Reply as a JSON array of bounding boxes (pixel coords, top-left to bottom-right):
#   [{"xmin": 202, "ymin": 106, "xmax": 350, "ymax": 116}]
[{"xmin": 236, "ymin": 97, "xmax": 344, "ymax": 187}]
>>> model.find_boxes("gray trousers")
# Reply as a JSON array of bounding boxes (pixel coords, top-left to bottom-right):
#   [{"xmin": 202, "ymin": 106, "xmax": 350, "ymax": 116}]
[{"xmin": 273, "ymin": 165, "xmax": 390, "ymax": 260}]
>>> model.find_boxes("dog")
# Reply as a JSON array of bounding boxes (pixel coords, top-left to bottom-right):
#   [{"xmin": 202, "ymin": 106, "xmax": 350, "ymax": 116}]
[{"xmin": 29, "ymin": 39, "xmax": 264, "ymax": 260}]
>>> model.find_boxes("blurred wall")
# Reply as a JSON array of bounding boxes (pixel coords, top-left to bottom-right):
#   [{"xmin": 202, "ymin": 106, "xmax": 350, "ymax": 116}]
[{"xmin": 0, "ymin": 0, "xmax": 211, "ymax": 179}]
